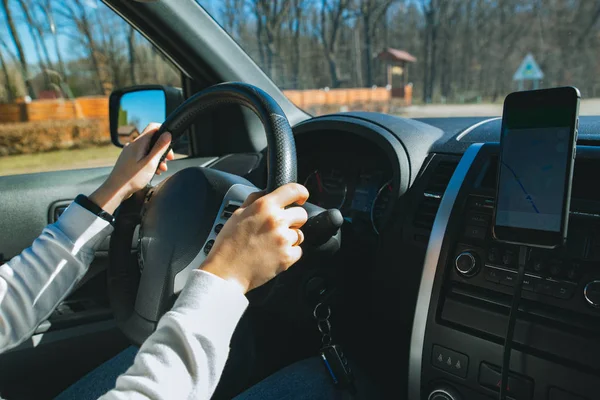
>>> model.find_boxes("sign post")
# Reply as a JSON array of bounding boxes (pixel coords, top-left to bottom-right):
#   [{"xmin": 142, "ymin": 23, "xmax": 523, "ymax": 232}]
[{"xmin": 513, "ymin": 53, "xmax": 544, "ymax": 91}]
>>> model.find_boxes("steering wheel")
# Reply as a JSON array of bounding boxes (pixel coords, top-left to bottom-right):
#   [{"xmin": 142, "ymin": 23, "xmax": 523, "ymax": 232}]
[{"xmin": 108, "ymin": 82, "xmax": 340, "ymax": 345}]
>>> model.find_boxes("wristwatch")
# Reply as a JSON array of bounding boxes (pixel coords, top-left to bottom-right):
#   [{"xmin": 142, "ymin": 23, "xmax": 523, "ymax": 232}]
[{"xmin": 74, "ymin": 194, "xmax": 116, "ymax": 226}]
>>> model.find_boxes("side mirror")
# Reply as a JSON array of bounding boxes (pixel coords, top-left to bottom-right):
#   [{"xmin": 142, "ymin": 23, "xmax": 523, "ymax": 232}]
[{"xmin": 109, "ymin": 85, "xmax": 184, "ymax": 148}]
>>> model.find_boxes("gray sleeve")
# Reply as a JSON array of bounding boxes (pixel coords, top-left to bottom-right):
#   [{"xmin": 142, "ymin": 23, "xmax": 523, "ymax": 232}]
[
  {"xmin": 0, "ymin": 202, "xmax": 113, "ymax": 353},
  {"xmin": 99, "ymin": 269, "xmax": 249, "ymax": 400}
]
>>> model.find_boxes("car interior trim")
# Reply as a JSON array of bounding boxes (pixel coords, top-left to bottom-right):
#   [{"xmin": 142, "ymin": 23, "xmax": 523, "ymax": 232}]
[
  {"xmin": 7, "ymin": 320, "xmax": 117, "ymax": 353},
  {"xmin": 408, "ymin": 143, "xmax": 484, "ymax": 400},
  {"xmin": 455, "ymin": 117, "xmax": 501, "ymax": 141}
]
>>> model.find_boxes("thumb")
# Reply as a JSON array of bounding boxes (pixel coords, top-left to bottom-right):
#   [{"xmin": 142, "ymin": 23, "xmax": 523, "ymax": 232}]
[{"xmin": 146, "ymin": 132, "xmax": 172, "ymax": 165}]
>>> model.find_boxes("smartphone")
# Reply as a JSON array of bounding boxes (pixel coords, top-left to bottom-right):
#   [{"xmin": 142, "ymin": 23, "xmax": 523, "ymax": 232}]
[{"xmin": 492, "ymin": 87, "xmax": 580, "ymax": 248}]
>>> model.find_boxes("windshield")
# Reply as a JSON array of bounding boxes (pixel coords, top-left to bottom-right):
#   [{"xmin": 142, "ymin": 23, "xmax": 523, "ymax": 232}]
[{"xmin": 202, "ymin": 1, "xmax": 599, "ymax": 118}]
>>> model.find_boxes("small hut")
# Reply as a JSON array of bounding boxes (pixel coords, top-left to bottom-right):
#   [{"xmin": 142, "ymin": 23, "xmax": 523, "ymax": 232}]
[{"xmin": 376, "ymin": 48, "xmax": 417, "ymax": 98}]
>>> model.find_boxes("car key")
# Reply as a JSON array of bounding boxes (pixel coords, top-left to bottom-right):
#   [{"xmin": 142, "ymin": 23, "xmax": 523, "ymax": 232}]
[
  {"xmin": 314, "ymin": 303, "xmax": 356, "ymax": 394},
  {"xmin": 320, "ymin": 343, "xmax": 355, "ymax": 393}
]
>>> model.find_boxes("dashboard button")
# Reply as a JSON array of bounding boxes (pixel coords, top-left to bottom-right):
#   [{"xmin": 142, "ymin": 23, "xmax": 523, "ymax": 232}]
[
  {"xmin": 479, "ymin": 363, "xmax": 533, "ymax": 400},
  {"xmin": 214, "ymin": 224, "xmax": 224, "ymax": 234},
  {"xmin": 222, "ymin": 204, "xmax": 240, "ymax": 218},
  {"xmin": 552, "ymin": 281, "xmax": 576, "ymax": 300},
  {"xmin": 549, "ymin": 261, "xmax": 563, "ymax": 277},
  {"xmin": 534, "ymin": 280, "xmax": 554, "ymax": 296},
  {"xmin": 464, "ymin": 225, "xmax": 486, "ymax": 240},
  {"xmin": 499, "ymin": 270, "xmax": 517, "ymax": 287},
  {"xmin": 487, "ymin": 247, "xmax": 499, "ymax": 263},
  {"xmin": 502, "ymin": 250, "xmax": 515, "ymax": 266},
  {"xmin": 522, "ymin": 274, "xmax": 540, "ymax": 292},
  {"xmin": 455, "ymin": 251, "xmax": 480, "ymax": 277},
  {"xmin": 532, "ymin": 260, "xmax": 545, "ymax": 274},
  {"xmin": 584, "ymin": 280, "xmax": 600, "ymax": 308},
  {"xmin": 428, "ymin": 387, "xmax": 462, "ymax": 400},
  {"xmin": 203, "ymin": 239, "xmax": 215, "ymax": 255},
  {"xmin": 431, "ymin": 345, "xmax": 468, "ymax": 378},
  {"xmin": 467, "ymin": 212, "xmax": 490, "ymax": 227},
  {"xmin": 484, "ymin": 266, "xmax": 501, "ymax": 283}
]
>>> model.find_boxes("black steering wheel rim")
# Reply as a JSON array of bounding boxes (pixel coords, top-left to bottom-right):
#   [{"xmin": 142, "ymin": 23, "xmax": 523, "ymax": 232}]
[
  {"xmin": 150, "ymin": 82, "xmax": 296, "ymax": 191},
  {"xmin": 108, "ymin": 82, "xmax": 297, "ymax": 345}
]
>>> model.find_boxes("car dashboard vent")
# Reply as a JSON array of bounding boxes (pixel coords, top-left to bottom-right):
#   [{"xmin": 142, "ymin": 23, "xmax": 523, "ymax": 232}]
[{"xmin": 412, "ymin": 161, "xmax": 458, "ymax": 243}]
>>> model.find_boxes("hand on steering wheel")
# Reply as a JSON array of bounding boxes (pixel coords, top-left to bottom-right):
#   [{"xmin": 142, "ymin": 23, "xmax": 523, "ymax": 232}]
[
  {"xmin": 89, "ymin": 124, "xmax": 175, "ymax": 214},
  {"xmin": 202, "ymin": 183, "xmax": 309, "ymax": 293}
]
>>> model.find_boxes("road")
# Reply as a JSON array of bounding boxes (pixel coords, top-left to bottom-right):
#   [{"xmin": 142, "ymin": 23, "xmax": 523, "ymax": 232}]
[{"xmin": 396, "ymin": 98, "xmax": 600, "ymax": 118}]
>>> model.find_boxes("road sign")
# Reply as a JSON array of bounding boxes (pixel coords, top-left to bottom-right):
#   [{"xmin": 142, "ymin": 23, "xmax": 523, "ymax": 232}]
[{"xmin": 513, "ymin": 53, "xmax": 544, "ymax": 81}]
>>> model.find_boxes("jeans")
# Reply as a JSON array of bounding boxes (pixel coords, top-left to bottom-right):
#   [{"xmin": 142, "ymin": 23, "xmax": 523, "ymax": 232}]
[{"xmin": 55, "ymin": 347, "xmax": 376, "ymax": 399}]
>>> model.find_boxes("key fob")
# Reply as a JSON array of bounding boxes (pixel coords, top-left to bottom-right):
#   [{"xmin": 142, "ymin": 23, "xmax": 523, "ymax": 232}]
[{"xmin": 320, "ymin": 344, "xmax": 355, "ymax": 392}]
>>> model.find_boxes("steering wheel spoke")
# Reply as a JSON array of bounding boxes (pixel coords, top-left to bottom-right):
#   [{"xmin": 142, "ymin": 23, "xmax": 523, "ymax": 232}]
[{"xmin": 173, "ymin": 184, "xmax": 261, "ymax": 294}]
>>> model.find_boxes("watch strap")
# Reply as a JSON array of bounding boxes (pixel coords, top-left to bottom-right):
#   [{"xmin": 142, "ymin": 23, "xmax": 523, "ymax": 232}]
[{"xmin": 74, "ymin": 194, "xmax": 116, "ymax": 226}]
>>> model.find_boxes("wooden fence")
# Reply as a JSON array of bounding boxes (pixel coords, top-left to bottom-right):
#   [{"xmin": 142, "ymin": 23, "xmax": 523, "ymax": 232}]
[
  {"xmin": 0, "ymin": 97, "xmax": 109, "ymax": 123},
  {"xmin": 0, "ymin": 87, "xmax": 399, "ymax": 124},
  {"xmin": 284, "ymin": 87, "xmax": 392, "ymax": 109}
]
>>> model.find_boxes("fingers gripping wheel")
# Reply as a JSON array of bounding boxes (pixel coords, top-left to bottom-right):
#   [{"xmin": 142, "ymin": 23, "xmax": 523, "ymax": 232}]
[
  {"xmin": 108, "ymin": 82, "xmax": 298, "ymax": 345},
  {"xmin": 149, "ymin": 82, "xmax": 297, "ymax": 192}
]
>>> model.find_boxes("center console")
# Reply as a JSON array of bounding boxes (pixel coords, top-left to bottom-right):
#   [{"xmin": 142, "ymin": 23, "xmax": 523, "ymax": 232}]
[{"xmin": 409, "ymin": 143, "xmax": 600, "ymax": 400}]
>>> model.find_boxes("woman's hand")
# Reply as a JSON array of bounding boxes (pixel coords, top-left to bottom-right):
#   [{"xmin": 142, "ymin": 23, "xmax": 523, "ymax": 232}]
[
  {"xmin": 90, "ymin": 123, "xmax": 175, "ymax": 214},
  {"xmin": 201, "ymin": 183, "xmax": 310, "ymax": 294}
]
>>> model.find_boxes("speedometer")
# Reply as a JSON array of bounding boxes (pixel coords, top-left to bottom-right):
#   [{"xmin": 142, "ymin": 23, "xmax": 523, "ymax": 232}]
[
  {"xmin": 371, "ymin": 180, "xmax": 393, "ymax": 234},
  {"xmin": 304, "ymin": 169, "xmax": 347, "ymax": 210}
]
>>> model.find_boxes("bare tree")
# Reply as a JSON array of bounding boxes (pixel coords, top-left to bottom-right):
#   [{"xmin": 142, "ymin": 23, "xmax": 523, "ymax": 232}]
[
  {"xmin": 221, "ymin": 0, "xmax": 245, "ymax": 40},
  {"xmin": 358, "ymin": 0, "xmax": 396, "ymax": 87},
  {"xmin": 319, "ymin": 0, "xmax": 350, "ymax": 88},
  {"xmin": 288, "ymin": 0, "xmax": 308, "ymax": 88},
  {"xmin": 127, "ymin": 26, "xmax": 136, "ymax": 85},
  {"xmin": 3, "ymin": 0, "xmax": 600, "ymax": 105},
  {"xmin": 250, "ymin": 0, "xmax": 292, "ymax": 81},
  {"xmin": 55, "ymin": 0, "xmax": 110, "ymax": 94},
  {"xmin": 20, "ymin": 0, "xmax": 53, "ymax": 69},
  {"xmin": 420, "ymin": 0, "xmax": 442, "ymax": 102},
  {"xmin": 19, "ymin": 0, "xmax": 49, "ymax": 80},
  {"xmin": 0, "ymin": 45, "xmax": 14, "ymax": 102},
  {"xmin": 39, "ymin": 0, "xmax": 67, "ymax": 79},
  {"xmin": 1, "ymin": 0, "xmax": 35, "ymax": 97}
]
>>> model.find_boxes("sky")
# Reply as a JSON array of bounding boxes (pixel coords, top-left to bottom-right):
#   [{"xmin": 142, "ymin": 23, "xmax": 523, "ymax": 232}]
[
  {"xmin": 120, "ymin": 90, "xmax": 166, "ymax": 131},
  {"xmin": 1, "ymin": 0, "xmax": 106, "ymax": 66}
]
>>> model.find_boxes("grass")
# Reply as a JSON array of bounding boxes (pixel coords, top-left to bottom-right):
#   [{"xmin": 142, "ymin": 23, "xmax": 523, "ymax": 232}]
[{"xmin": 0, "ymin": 145, "xmax": 122, "ymax": 177}]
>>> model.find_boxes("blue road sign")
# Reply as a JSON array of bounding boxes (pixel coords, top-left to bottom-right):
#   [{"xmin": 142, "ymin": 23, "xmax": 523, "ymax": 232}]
[{"xmin": 513, "ymin": 53, "xmax": 544, "ymax": 81}]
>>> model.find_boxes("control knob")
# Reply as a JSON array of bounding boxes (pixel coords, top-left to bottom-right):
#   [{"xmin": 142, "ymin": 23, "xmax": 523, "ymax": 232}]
[
  {"xmin": 584, "ymin": 280, "xmax": 600, "ymax": 308},
  {"xmin": 428, "ymin": 386, "xmax": 462, "ymax": 400},
  {"xmin": 455, "ymin": 251, "xmax": 480, "ymax": 277}
]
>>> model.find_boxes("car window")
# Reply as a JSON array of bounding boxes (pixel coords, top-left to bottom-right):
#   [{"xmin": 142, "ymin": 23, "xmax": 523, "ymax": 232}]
[
  {"xmin": 201, "ymin": 1, "xmax": 600, "ymax": 118},
  {"xmin": 0, "ymin": 0, "xmax": 183, "ymax": 177}
]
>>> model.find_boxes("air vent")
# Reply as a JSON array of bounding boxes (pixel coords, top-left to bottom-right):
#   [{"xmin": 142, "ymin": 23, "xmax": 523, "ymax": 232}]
[
  {"xmin": 426, "ymin": 161, "xmax": 459, "ymax": 197},
  {"xmin": 412, "ymin": 161, "xmax": 458, "ymax": 243}
]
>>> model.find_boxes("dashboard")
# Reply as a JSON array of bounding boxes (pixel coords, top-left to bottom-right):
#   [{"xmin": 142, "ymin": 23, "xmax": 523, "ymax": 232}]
[
  {"xmin": 290, "ymin": 113, "xmax": 600, "ymax": 400},
  {"xmin": 296, "ymin": 131, "xmax": 393, "ymax": 235}
]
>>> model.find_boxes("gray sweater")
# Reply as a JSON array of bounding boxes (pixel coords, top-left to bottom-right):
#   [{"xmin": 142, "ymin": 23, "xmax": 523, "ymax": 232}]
[{"xmin": 0, "ymin": 202, "xmax": 248, "ymax": 399}]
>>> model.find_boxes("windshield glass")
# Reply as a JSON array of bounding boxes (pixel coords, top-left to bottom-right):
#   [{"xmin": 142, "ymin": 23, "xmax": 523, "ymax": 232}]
[{"xmin": 201, "ymin": 1, "xmax": 599, "ymax": 117}]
